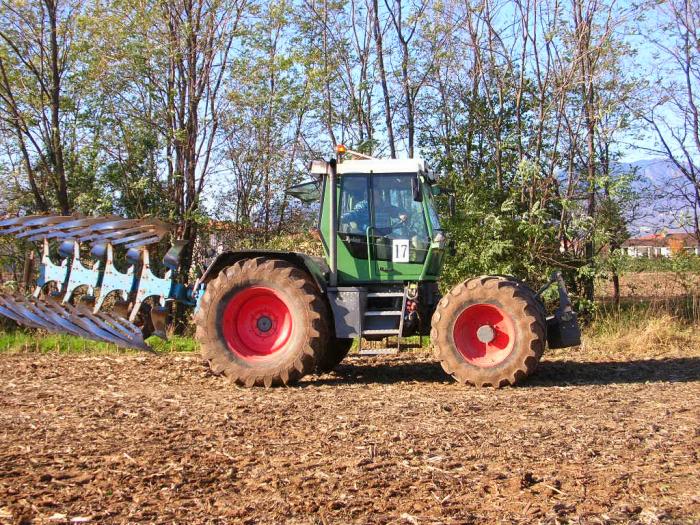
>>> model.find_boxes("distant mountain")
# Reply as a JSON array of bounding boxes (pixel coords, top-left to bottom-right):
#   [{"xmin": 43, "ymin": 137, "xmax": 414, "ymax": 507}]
[{"xmin": 613, "ymin": 158, "xmax": 693, "ymax": 234}]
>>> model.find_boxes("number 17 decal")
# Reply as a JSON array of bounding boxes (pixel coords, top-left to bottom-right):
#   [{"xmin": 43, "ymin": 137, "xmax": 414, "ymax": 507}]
[{"xmin": 392, "ymin": 239, "xmax": 410, "ymax": 263}]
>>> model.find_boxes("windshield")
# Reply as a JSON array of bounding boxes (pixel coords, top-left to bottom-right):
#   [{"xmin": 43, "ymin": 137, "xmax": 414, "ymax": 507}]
[
  {"xmin": 371, "ymin": 175, "xmax": 428, "ymax": 240},
  {"xmin": 337, "ymin": 173, "xmax": 431, "ymax": 264}
]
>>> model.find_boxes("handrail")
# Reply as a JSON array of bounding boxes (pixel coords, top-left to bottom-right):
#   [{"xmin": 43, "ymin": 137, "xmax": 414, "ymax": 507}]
[
  {"xmin": 328, "ymin": 159, "xmax": 338, "ymax": 287},
  {"xmin": 365, "ymin": 226, "xmax": 375, "ymax": 280}
]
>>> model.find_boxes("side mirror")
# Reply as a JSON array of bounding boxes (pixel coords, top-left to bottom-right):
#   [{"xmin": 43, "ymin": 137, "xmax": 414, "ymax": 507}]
[
  {"xmin": 412, "ymin": 175, "xmax": 423, "ymax": 202},
  {"xmin": 448, "ymin": 194, "xmax": 456, "ymax": 218},
  {"xmin": 448, "ymin": 239, "xmax": 457, "ymax": 256}
]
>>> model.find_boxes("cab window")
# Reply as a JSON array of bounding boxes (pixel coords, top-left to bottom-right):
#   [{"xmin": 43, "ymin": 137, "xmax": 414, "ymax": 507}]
[
  {"xmin": 371, "ymin": 175, "xmax": 430, "ymax": 264},
  {"xmin": 339, "ymin": 175, "xmax": 369, "ymax": 234},
  {"xmin": 338, "ymin": 175, "xmax": 370, "ymax": 259}
]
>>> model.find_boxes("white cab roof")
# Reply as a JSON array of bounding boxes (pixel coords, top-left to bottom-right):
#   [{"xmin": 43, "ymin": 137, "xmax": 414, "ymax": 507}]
[{"xmin": 336, "ymin": 158, "xmax": 426, "ymax": 175}]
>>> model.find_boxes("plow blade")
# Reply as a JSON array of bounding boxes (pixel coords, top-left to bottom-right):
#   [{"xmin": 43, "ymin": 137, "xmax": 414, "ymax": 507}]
[
  {"xmin": 0, "ymin": 215, "xmax": 171, "ymax": 249},
  {"xmin": 0, "ymin": 293, "xmax": 150, "ymax": 351}
]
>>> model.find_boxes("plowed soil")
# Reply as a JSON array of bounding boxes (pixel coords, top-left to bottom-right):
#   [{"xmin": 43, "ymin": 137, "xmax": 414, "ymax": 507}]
[
  {"xmin": 0, "ymin": 347, "xmax": 698, "ymax": 524},
  {"xmin": 596, "ymin": 272, "xmax": 700, "ymax": 299}
]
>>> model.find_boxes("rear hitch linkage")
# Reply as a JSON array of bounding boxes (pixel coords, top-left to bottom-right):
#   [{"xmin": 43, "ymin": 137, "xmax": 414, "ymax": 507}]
[{"xmin": 536, "ymin": 271, "xmax": 582, "ymax": 349}]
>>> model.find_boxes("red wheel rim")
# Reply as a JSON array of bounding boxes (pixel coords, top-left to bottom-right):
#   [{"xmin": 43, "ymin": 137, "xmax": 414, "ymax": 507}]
[
  {"xmin": 222, "ymin": 286, "xmax": 292, "ymax": 360},
  {"xmin": 452, "ymin": 303, "xmax": 515, "ymax": 367}
]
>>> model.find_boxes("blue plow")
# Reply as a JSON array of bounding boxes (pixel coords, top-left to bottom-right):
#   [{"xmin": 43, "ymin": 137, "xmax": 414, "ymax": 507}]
[{"xmin": 0, "ymin": 215, "xmax": 193, "ymax": 350}]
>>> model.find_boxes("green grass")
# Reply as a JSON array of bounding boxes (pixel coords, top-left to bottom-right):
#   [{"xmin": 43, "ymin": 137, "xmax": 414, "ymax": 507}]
[
  {"xmin": 0, "ymin": 329, "xmax": 427, "ymax": 355},
  {"xmin": 0, "ymin": 331, "xmax": 198, "ymax": 354},
  {"xmin": 147, "ymin": 334, "xmax": 198, "ymax": 353}
]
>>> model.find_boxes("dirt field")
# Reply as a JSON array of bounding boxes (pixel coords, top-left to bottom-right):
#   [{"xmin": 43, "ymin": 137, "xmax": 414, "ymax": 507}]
[
  {"xmin": 596, "ymin": 272, "xmax": 700, "ymax": 299},
  {"xmin": 0, "ymin": 347, "xmax": 698, "ymax": 524}
]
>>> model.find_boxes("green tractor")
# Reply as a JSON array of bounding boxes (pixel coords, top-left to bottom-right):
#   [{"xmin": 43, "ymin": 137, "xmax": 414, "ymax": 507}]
[
  {"xmin": 0, "ymin": 148, "xmax": 580, "ymax": 387},
  {"xmin": 193, "ymin": 148, "xmax": 580, "ymax": 387}
]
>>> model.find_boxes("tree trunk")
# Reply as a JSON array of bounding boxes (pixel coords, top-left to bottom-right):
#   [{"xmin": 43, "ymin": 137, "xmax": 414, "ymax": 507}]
[
  {"xmin": 322, "ymin": 1, "xmax": 337, "ymax": 145},
  {"xmin": 574, "ymin": 0, "xmax": 596, "ymax": 303},
  {"xmin": 612, "ymin": 271, "xmax": 620, "ymax": 309},
  {"xmin": 401, "ymin": 39, "xmax": 414, "ymax": 158},
  {"xmin": 372, "ymin": 0, "xmax": 396, "ymax": 158},
  {"xmin": 46, "ymin": 0, "xmax": 69, "ymax": 214}
]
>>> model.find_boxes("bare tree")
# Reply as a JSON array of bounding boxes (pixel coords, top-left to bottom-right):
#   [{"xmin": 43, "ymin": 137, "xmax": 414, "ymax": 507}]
[
  {"xmin": 384, "ymin": 0, "xmax": 430, "ymax": 158},
  {"xmin": 0, "ymin": 0, "xmax": 82, "ymax": 213},
  {"xmin": 152, "ymin": 0, "xmax": 247, "ymax": 280},
  {"xmin": 371, "ymin": 0, "xmax": 397, "ymax": 157},
  {"xmin": 639, "ymin": 0, "xmax": 700, "ymax": 239}
]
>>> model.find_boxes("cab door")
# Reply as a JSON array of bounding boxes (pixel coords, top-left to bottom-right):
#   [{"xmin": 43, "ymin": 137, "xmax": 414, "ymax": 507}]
[
  {"xmin": 367, "ymin": 174, "xmax": 430, "ymax": 281},
  {"xmin": 335, "ymin": 174, "xmax": 373, "ymax": 282},
  {"xmin": 329, "ymin": 173, "xmax": 431, "ymax": 283}
]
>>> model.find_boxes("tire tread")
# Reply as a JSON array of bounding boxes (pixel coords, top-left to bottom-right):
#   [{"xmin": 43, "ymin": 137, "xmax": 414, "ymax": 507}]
[{"xmin": 431, "ymin": 275, "xmax": 546, "ymax": 387}]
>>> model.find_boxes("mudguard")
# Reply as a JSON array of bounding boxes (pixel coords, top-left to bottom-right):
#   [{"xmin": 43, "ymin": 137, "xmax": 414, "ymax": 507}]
[{"xmin": 196, "ymin": 250, "xmax": 330, "ymax": 297}]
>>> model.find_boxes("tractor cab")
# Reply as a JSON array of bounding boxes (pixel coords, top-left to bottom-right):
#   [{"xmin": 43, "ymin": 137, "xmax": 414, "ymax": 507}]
[{"xmin": 289, "ymin": 149, "xmax": 448, "ymax": 285}]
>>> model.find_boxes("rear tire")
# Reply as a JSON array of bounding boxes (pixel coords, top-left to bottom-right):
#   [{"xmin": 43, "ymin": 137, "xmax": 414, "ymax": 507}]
[
  {"xmin": 194, "ymin": 258, "xmax": 329, "ymax": 387},
  {"xmin": 431, "ymin": 276, "xmax": 546, "ymax": 387},
  {"xmin": 316, "ymin": 338, "xmax": 354, "ymax": 373}
]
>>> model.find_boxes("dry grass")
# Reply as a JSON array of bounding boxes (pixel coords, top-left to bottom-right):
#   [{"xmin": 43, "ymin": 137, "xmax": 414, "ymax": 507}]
[
  {"xmin": 596, "ymin": 272, "xmax": 700, "ymax": 299},
  {"xmin": 570, "ymin": 313, "xmax": 700, "ymax": 362}
]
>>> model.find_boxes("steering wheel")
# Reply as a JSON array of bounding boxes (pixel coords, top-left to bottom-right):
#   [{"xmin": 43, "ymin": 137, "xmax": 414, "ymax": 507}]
[{"xmin": 377, "ymin": 211, "xmax": 411, "ymax": 238}]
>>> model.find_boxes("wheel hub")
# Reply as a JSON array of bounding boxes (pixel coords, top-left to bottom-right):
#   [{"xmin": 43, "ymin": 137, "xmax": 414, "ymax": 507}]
[
  {"xmin": 452, "ymin": 303, "xmax": 515, "ymax": 368},
  {"xmin": 476, "ymin": 324, "xmax": 495, "ymax": 343},
  {"xmin": 221, "ymin": 286, "xmax": 292, "ymax": 359},
  {"xmin": 256, "ymin": 315, "xmax": 273, "ymax": 333}
]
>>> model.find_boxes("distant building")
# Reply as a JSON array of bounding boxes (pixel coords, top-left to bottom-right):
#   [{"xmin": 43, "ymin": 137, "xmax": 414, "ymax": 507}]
[{"xmin": 623, "ymin": 232, "xmax": 700, "ymax": 257}]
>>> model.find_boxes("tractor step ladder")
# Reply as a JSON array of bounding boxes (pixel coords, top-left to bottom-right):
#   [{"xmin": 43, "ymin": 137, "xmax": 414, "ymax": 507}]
[{"xmin": 358, "ymin": 289, "xmax": 407, "ymax": 356}]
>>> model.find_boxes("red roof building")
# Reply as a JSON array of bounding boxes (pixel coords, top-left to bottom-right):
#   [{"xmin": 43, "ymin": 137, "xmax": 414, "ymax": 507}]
[{"xmin": 622, "ymin": 232, "xmax": 699, "ymax": 257}]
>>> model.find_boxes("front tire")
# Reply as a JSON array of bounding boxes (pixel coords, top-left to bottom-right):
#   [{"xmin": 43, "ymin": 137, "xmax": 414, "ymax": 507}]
[
  {"xmin": 194, "ymin": 258, "xmax": 329, "ymax": 387},
  {"xmin": 431, "ymin": 276, "xmax": 546, "ymax": 387}
]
